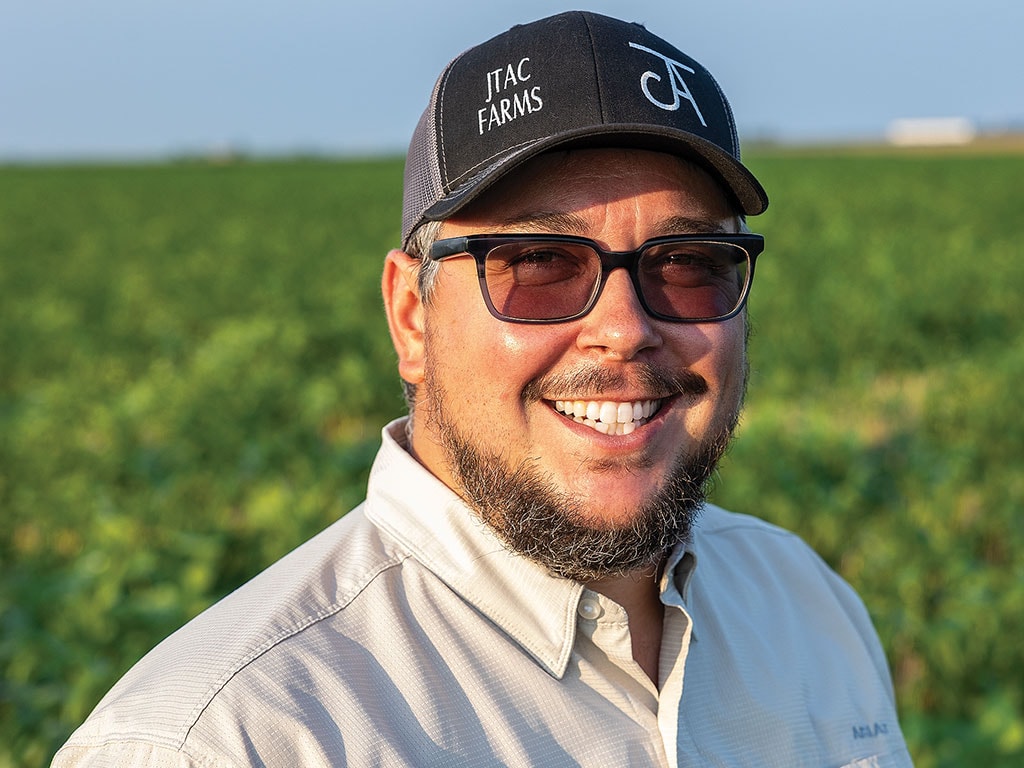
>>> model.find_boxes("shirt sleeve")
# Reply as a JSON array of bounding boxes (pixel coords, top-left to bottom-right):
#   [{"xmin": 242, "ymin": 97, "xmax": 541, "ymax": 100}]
[{"xmin": 52, "ymin": 740, "xmax": 234, "ymax": 768}]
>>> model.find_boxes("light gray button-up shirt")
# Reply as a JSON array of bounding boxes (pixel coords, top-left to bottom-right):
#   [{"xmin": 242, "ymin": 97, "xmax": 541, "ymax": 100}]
[{"xmin": 54, "ymin": 419, "xmax": 913, "ymax": 767}]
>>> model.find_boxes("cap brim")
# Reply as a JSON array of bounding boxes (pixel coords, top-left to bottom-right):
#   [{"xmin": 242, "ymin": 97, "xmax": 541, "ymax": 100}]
[{"xmin": 422, "ymin": 123, "xmax": 768, "ymax": 224}]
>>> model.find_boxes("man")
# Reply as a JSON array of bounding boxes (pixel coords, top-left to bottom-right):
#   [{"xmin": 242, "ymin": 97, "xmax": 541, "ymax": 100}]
[{"xmin": 54, "ymin": 11, "xmax": 913, "ymax": 767}]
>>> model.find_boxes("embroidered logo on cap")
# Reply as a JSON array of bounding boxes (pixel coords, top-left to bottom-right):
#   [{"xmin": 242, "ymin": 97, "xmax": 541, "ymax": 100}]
[
  {"xmin": 476, "ymin": 57, "xmax": 544, "ymax": 135},
  {"xmin": 628, "ymin": 42, "xmax": 707, "ymax": 127}
]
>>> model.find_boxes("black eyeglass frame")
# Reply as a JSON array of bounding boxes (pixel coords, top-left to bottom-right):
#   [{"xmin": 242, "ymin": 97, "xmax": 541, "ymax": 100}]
[{"xmin": 427, "ymin": 233, "xmax": 765, "ymax": 324}]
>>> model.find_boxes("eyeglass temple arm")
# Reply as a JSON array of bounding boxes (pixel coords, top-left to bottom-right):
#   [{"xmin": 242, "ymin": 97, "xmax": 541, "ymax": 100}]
[{"xmin": 426, "ymin": 236, "xmax": 470, "ymax": 261}]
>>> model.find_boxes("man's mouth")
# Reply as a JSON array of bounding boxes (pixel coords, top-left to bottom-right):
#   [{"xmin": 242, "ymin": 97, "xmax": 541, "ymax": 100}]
[{"xmin": 552, "ymin": 398, "xmax": 664, "ymax": 435}]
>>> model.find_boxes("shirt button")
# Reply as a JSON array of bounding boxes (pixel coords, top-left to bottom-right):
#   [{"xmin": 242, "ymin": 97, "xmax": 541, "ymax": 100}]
[{"xmin": 577, "ymin": 598, "xmax": 603, "ymax": 620}]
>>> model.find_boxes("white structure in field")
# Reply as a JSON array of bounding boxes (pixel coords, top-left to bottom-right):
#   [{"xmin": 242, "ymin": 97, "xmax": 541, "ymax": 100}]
[{"xmin": 886, "ymin": 117, "xmax": 977, "ymax": 146}]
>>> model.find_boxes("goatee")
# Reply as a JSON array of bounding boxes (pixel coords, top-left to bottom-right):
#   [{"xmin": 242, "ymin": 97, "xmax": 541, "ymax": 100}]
[{"xmin": 423, "ymin": 362, "xmax": 739, "ymax": 583}]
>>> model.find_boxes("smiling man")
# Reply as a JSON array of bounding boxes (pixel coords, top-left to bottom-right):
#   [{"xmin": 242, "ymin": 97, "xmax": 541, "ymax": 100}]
[{"xmin": 54, "ymin": 11, "xmax": 913, "ymax": 768}]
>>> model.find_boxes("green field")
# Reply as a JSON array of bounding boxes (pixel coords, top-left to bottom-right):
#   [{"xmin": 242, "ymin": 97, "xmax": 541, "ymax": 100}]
[{"xmin": 2, "ymin": 150, "xmax": 1022, "ymax": 767}]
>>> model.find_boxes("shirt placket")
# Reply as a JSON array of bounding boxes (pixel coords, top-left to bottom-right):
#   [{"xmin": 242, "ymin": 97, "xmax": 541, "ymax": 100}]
[{"xmin": 574, "ymin": 589, "xmax": 672, "ymax": 766}]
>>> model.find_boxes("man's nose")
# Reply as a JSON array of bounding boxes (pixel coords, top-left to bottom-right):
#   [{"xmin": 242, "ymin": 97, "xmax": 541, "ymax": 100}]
[{"xmin": 575, "ymin": 268, "xmax": 662, "ymax": 360}]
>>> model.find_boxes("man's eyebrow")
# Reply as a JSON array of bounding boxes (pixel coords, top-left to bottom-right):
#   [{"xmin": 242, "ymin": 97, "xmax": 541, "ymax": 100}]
[
  {"xmin": 482, "ymin": 212, "xmax": 733, "ymax": 236},
  {"xmin": 652, "ymin": 215, "xmax": 733, "ymax": 236},
  {"xmin": 488, "ymin": 211, "xmax": 591, "ymax": 234}
]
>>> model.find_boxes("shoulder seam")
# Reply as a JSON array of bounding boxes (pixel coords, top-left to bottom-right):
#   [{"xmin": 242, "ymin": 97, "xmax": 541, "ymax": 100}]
[
  {"xmin": 178, "ymin": 552, "xmax": 410, "ymax": 746},
  {"xmin": 699, "ymin": 509, "xmax": 802, "ymax": 540}
]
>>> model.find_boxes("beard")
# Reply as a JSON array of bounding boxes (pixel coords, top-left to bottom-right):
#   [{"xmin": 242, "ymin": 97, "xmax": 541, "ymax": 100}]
[{"xmin": 418, "ymin": 356, "xmax": 742, "ymax": 583}]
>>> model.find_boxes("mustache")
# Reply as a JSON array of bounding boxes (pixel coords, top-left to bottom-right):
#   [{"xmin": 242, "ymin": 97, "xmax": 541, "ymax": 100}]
[{"xmin": 523, "ymin": 363, "xmax": 708, "ymax": 403}]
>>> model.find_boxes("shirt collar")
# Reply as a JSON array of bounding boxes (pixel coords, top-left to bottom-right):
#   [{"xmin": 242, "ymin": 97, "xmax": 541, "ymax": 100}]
[
  {"xmin": 364, "ymin": 418, "xmax": 699, "ymax": 674},
  {"xmin": 365, "ymin": 419, "xmax": 584, "ymax": 677},
  {"xmin": 662, "ymin": 544, "xmax": 697, "ymax": 604}
]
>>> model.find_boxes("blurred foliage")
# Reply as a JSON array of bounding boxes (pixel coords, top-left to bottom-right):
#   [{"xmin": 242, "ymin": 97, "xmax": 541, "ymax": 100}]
[
  {"xmin": 2, "ymin": 152, "xmax": 1022, "ymax": 767},
  {"xmin": 714, "ymin": 151, "xmax": 1024, "ymax": 767},
  {"xmin": 0, "ymin": 159, "xmax": 404, "ymax": 767}
]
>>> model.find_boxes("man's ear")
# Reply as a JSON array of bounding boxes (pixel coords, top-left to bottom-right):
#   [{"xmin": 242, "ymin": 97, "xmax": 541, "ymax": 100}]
[{"xmin": 382, "ymin": 249, "xmax": 426, "ymax": 386}]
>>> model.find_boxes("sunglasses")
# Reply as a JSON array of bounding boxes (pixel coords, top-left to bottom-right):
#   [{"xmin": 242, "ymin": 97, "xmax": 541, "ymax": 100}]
[{"xmin": 427, "ymin": 233, "xmax": 764, "ymax": 323}]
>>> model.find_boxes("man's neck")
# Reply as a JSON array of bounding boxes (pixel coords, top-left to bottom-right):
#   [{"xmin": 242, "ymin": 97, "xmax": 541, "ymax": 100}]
[{"xmin": 587, "ymin": 567, "xmax": 665, "ymax": 686}]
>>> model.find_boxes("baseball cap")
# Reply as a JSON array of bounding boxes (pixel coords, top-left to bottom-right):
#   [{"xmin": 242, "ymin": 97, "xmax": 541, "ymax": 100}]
[{"xmin": 401, "ymin": 10, "xmax": 768, "ymax": 248}]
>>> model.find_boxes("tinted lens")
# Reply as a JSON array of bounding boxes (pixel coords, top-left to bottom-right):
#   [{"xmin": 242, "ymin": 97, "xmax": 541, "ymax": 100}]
[
  {"xmin": 638, "ymin": 241, "xmax": 749, "ymax": 320},
  {"xmin": 483, "ymin": 241, "xmax": 601, "ymax": 320}
]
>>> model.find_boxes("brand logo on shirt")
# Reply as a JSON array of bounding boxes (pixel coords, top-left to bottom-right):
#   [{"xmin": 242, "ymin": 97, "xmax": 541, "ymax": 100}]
[
  {"xmin": 852, "ymin": 721, "xmax": 890, "ymax": 739},
  {"xmin": 628, "ymin": 42, "xmax": 707, "ymax": 127}
]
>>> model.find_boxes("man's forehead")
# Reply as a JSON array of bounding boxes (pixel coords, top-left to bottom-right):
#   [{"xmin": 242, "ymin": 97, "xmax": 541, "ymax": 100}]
[
  {"xmin": 494, "ymin": 147, "xmax": 716, "ymax": 187},
  {"xmin": 440, "ymin": 148, "xmax": 739, "ymax": 236},
  {"xmin": 444, "ymin": 211, "xmax": 733, "ymax": 237}
]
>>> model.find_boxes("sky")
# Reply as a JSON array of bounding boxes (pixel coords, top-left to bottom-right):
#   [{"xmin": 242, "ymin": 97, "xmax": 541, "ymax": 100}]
[{"xmin": 1, "ymin": 0, "xmax": 1021, "ymax": 161}]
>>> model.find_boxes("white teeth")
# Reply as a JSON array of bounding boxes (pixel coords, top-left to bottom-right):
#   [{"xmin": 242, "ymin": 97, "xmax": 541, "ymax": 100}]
[
  {"xmin": 552, "ymin": 398, "xmax": 662, "ymax": 435},
  {"xmin": 599, "ymin": 402, "xmax": 618, "ymax": 424}
]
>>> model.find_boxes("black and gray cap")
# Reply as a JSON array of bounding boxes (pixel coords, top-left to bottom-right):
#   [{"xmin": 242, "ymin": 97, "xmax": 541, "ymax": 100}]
[{"xmin": 401, "ymin": 10, "xmax": 768, "ymax": 248}]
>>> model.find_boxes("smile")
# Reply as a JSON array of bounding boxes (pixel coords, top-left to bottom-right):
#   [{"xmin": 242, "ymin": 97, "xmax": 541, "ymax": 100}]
[{"xmin": 552, "ymin": 399, "xmax": 663, "ymax": 435}]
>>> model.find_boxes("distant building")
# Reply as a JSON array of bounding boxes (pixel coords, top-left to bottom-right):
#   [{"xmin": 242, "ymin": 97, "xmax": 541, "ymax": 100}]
[{"xmin": 886, "ymin": 117, "xmax": 976, "ymax": 146}]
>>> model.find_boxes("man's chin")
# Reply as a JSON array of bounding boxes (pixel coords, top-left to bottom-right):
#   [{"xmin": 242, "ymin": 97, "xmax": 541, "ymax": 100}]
[
  {"xmin": 444, "ymin": 437, "xmax": 718, "ymax": 582},
  {"xmin": 425, "ymin": 367, "xmax": 736, "ymax": 581},
  {"xmin": 552, "ymin": 500, "xmax": 673, "ymax": 534}
]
